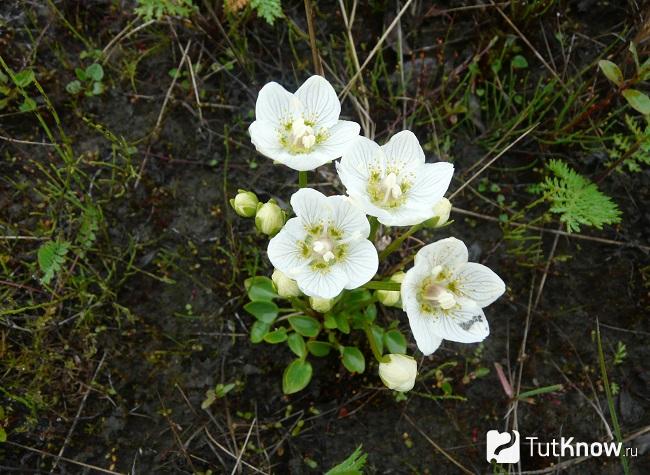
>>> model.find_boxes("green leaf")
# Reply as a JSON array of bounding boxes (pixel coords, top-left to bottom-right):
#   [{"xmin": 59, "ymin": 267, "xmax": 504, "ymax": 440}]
[
  {"xmin": 288, "ymin": 315, "xmax": 321, "ymax": 337},
  {"xmin": 14, "ymin": 69, "xmax": 34, "ymax": 88},
  {"xmin": 19, "ymin": 97, "xmax": 36, "ymax": 112},
  {"xmin": 341, "ymin": 346, "xmax": 365, "ymax": 374},
  {"xmin": 364, "ymin": 304, "xmax": 377, "ymax": 321},
  {"xmin": 244, "ymin": 276, "xmax": 277, "ymax": 302},
  {"xmin": 263, "ymin": 328, "xmax": 288, "ymax": 344},
  {"xmin": 85, "ymin": 63, "xmax": 104, "ymax": 82},
  {"xmin": 38, "ymin": 240, "xmax": 70, "ymax": 285},
  {"xmin": 250, "ymin": 0, "xmax": 284, "ymax": 25},
  {"xmin": 334, "ymin": 313, "xmax": 350, "ymax": 334},
  {"xmin": 287, "ymin": 332, "xmax": 306, "ymax": 358},
  {"xmin": 511, "ymin": 55, "xmax": 528, "ymax": 69},
  {"xmin": 250, "ymin": 321, "xmax": 270, "ymax": 343},
  {"xmin": 622, "ymin": 89, "xmax": 650, "ymax": 115},
  {"xmin": 325, "ymin": 445, "xmax": 367, "ymax": 475},
  {"xmin": 75, "ymin": 67, "xmax": 87, "ymax": 81},
  {"xmin": 243, "ymin": 301, "xmax": 278, "ymax": 323},
  {"xmin": 90, "ymin": 81, "xmax": 104, "ymax": 96},
  {"xmin": 384, "ymin": 329, "xmax": 407, "ymax": 354},
  {"xmin": 307, "ymin": 341, "xmax": 331, "ymax": 357},
  {"xmin": 370, "ymin": 325, "xmax": 384, "ymax": 355},
  {"xmin": 0, "ymin": 426, "xmax": 6, "ymax": 443},
  {"xmin": 323, "ymin": 313, "xmax": 337, "ymax": 329},
  {"xmin": 598, "ymin": 60, "xmax": 623, "ymax": 86},
  {"xmin": 282, "ymin": 359, "xmax": 312, "ymax": 394},
  {"xmin": 66, "ymin": 80, "xmax": 82, "ymax": 95}
]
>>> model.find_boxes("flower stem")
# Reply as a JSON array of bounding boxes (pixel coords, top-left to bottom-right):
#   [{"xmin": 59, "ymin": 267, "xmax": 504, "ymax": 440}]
[
  {"xmin": 368, "ymin": 216, "xmax": 379, "ymax": 242},
  {"xmin": 379, "ymin": 222, "xmax": 424, "ymax": 260},
  {"xmin": 362, "ymin": 281, "xmax": 401, "ymax": 291},
  {"xmin": 298, "ymin": 170, "xmax": 308, "ymax": 188}
]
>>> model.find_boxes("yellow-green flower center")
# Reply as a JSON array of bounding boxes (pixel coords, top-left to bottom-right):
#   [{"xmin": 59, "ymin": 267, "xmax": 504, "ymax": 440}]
[
  {"xmin": 298, "ymin": 222, "xmax": 350, "ymax": 272},
  {"xmin": 417, "ymin": 265, "xmax": 458, "ymax": 314},
  {"xmin": 280, "ymin": 117, "xmax": 328, "ymax": 154},
  {"xmin": 367, "ymin": 170, "xmax": 411, "ymax": 209}
]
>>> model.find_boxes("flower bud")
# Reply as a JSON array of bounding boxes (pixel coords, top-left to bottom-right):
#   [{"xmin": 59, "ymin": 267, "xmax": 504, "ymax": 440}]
[
  {"xmin": 379, "ymin": 354, "xmax": 417, "ymax": 392},
  {"xmin": 424, "ymin": 197, "xmax": 452, "ymax": 228},
  {"xmin": 272, "ymin": 269, "xmax": 301, "ymax": 298},
  {"xmin": 309, "ymin": 296, "xmax": 333, "ymax": 313},
  {"xmin": 376, "ymin": 271, "xmax": 405, "ymax": 308},
  {"xmin": 230, "ymin": 189, "xmax": 259, "ymax": 217},
  {"xmin": 255, "ymin": 200, "xmax": 285, "ymax": 236}
]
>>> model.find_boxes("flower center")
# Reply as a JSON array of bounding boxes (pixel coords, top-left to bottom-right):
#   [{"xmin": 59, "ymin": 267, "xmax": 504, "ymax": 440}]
[
  {"xmin": 380, "ymin": 173, "xmax": 403, "ymax": 203},
  {"xmin": 367, "ymin": 169, "xmax": 410, "ymax": 209},
  {"xmin": 418, "ymin": 265, "xmax": 457, "ymax": 310},
  {"xmin": 289, "ymin": 117, "xmax": 316, "ymax": 152},
  {"xmin": 312, "ymin": 237, "xmax": 335, "ymax": 263}
]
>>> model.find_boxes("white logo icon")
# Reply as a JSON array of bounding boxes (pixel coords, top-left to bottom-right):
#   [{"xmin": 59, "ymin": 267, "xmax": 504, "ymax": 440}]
[{"xmin": 486, "ymin": 430, "xmax": 520, "ymax": 463}]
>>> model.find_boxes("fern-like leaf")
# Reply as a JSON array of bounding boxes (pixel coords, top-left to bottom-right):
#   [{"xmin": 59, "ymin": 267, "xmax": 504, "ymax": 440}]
[
  {"xmin": 77, "ymin": 205, "xmax": 100, "ymax": 255},
  {"xmin": 325, "ymin": 445, "xmax": 367, "ymax": 475},
  {"xmin": 537, "ymin": 159, "xmax": 622, "ymax": 233},
  {"xmin": 134, "ymin": 0, "xmax": 196, "ymax": 21},
  {"xmin": 38, "ymin": 240, "xmax": 70, "ymax": 285},
  {"xmin": 250, "ymin": 0, "xmax": 283, "ymax": 25}
]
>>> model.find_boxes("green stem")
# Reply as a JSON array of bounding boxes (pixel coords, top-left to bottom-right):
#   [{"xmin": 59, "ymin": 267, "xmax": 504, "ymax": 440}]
[
  {"xmin": 362, "ymin": 281, "xmax": 401, "ymax": 291},
  {"xmin": 368, "ymin": 216, "xmax": 379, "ymax": 242},
  {"xmin": 379, "ymin": 222, "xmax": 424, "ymax": 260},
  {"xmin": 298, "ymin": 170, "xmax": 308, "ymax": 188}
]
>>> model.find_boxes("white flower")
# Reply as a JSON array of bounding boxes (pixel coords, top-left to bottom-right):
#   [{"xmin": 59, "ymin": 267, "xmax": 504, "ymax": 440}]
[
  {"xmin": 379, "ymin": 354, "xmax": 417, "ymax": 392},
  {"xmin": 336, "ymin": 131, "xmax": 454, "ymax": 226},
  {"xmin": 401, "ymin": 237, "xmax": 506, "ymax": 355},
  {"xmin": 272, "ymin": 269, "xmax": 302, "ymax": 298},
  {"xmin": 249, "ymin": 76, "xmax": 360, "ymax": 171},
  {"xmin": 430, "ymin": 197, "xmax": 452, "ymax": 227},
  {"xmin": 267, "ymin": 188, "xmax": 378, "ymax": 299}
]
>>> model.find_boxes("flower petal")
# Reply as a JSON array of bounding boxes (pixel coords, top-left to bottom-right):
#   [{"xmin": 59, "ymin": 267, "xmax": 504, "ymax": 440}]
[
  {"xmin": 339, "ymin": 239, "xmax": 378, "ymax": 289},
  {"xmin": 326, "ymin": 195, "xmax": 370, "ymax": 237},
  {"xmin": 275, "ymin": 149, "xmax": 333, "ymax": 171},
  {"xmin": 414, "ymin": 237, "xmax": 468, "ymax": 269},
  {"xmin": 401, "ymin": 263, "xmax": 443, "ymax": 355},
  {"xmin": 255, "ymin": 82, "xmax": 299, "ymax": 127},
  {"xmin": 375, "ymin": 203, "xmax": 433, "ymax": 227},
  {"xmin": 249, "ymin": 120, "xmax": 283, "ymax": 156},
  {"xmin": 296, "ymin": 265, "xmax": 347, "ymax": 299},
  {"xmin": 267, "ymin": 218, "xmax": 308, "ymax": 278},
  {"xmin": 406, "ymin": 162, "xmax": 454, "ymax": 208},
  {"xmin": 453, "ymin": 262, "xmax": 506, "ymax": 307},
  {"xmin": 382, "ymin": 130, "xmax": 425, "ymax": 174},
  {"xmin": 435, "ymin": 299, "xmax": 489, "ymax": 343},
  {"xmin": 337, "ymin": 136, "xmax": 382, "ymax": 194},
  {"xmin": 317, "ymin": 120, "xmax": 360, "ymax": 160},
  {"xmin": 295, "ymin": 75, "xmax": 340, "ymax": 128},
  {"xmin": 290, "ymin": 188, "xmax": 328, "ymax": 229}
]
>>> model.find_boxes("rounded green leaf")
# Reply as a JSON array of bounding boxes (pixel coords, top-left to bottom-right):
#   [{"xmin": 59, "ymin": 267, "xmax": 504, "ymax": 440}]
[
  {"xmin": 511, "ymin": 55, "xmax": 528, "ymax": 69},
  {"xmin": 323, "ymin": 313, "xmax": 337, "ymax": 329},
  {"xmin": 283, "ymin": 359, "xmax": 313, "ymax": 394},
  {"xmin": 66, "ymin": 80, "xmax": 82, "ymax": 94},
  {"xmin": 250, "ymin": 321, "xmax": 270, "ymax": 343},
  {"xmin": 287, "ymin": 332, "xmax": 306, "ymax": 358},
  {"xmin": 264, "ymin": 328, "xmax": 287, "ymax": 344},
  {"xmin": 288, "ymin": 315, "xmax": 321, "ymax": 337},
  {"xmin": 85, "ymin": 63, "xmax": 104, "ymax": 82},
  {"xmin": 341, "ymin": 346, "xmax": 365, "ymax": 374},
  {"xmin": 598, "ymin": 60, "xmax": 623, "ymax": 86},
  {"xmin": 370, "ymin": 325, "xmax": 384, "ymax": 355},
  {"xmin": 307, "ymin": 341, "xmax": 332, "ymax": 357},
  {"xmin": 622, "ymin": 89, "xmax": 650, "ymax": 115},
  {"xmin": 14, "ymin": 69, "xmax": 34, "ymax": 88},
  {"xmin": 243, "ymin": 301, "xmax": 278, "ymax": 323},
  {"xmin": 244, "ymin": 276, "xmax": 278, "ymax": 302},
  {"xmin": 334, "ymin": 314, "xmax": 350, "ymax": 334},
  {"xmin": 384, "ymin": 329, "xmax": 407, "ymax": 354}
]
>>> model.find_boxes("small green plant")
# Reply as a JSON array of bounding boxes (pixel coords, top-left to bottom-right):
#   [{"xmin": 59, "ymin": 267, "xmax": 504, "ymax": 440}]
[
  {"xmin": 66, "ymin": 63, "xmax": 105, "ymax": 96},
  {"xmin": 608, "ymin": 115, "xmax": 650, "ymax": 173},
  {"xmin": 134, "ymin": 0, "xmax": 196, "ymax": 20},
  {"xmin": 325, "ymin": 445, "xmax": 367, "ymax": 475},
  {"xmin": 37, "ymin": 240, "xmax": 71, "ymax": 286},
  {"xmin": 532, "ymin": 159, "xmax": 622, "ymax": 232},
  {"xmin": 0, "ymin": 68, "xmax": 36, "ymax": 111},
  {"xmin": 225, "ymin": 0, "xmax": 284, "ymax": 25},
  {"xmin": 613, "ymin": 341, "xmax": 627, "ymax": 365},
  {"xmin": 598, "ymin": 42, "xmax": 650, "ymax": 115}
]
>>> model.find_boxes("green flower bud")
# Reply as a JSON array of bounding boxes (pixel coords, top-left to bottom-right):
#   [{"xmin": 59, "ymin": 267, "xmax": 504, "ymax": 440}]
[
  {"xmin": 230, "ymin": 189, "xmax": 259, "ymax": 217},
  {"xmin": 309, "ymin": 296, "xmax": 333, "ymax": 313},
  {"xmin": 272, "ymin": 269, "xmax": 301, "ymax": 298},
  {"xmin": 376, "ymin": 271, "xmax": 405, "ymax": 308},
  {"xmin": 424, "ymin": 198, "xmax": 452, "ymax": 228},
  {"xmin": 255, "ymin": 200, "xmax": 285, "ymax": 236}
]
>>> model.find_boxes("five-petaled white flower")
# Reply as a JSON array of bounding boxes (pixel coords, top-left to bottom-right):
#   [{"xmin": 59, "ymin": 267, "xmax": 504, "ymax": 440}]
[
  {"xmin": 336, "ymin": 131, "xmax": 454, "ymax": 226},
  {"xmin": 401, "ymin": 237, "xmax": 506, "ymax": 355},
  {"xmin": 249, "ymin": 75, "xmax": 361, "ymax": 171},
  {"xmin": 267, "ymin": 188, "xmax": 378, "ymax": 299}
]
